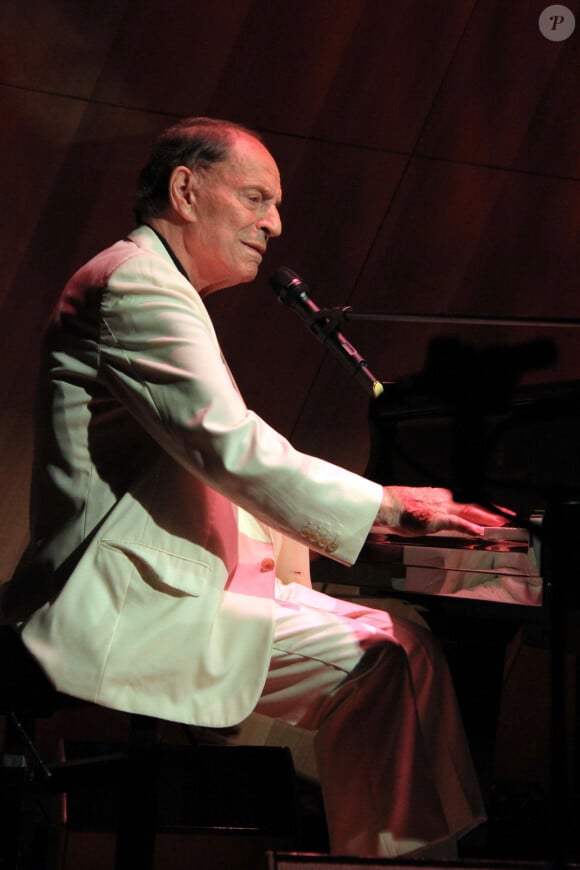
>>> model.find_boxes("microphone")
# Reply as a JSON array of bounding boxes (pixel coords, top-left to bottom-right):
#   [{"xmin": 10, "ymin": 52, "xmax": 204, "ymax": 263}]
[{"xmin": 270, "ymin": 266, "xmax": 384, "ymax": 398}]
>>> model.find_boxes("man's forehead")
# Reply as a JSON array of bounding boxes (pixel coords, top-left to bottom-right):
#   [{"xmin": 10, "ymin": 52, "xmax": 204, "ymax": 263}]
[{"xmin": 221, "ymin": 133, "xmax": 282, "ymax": 196}]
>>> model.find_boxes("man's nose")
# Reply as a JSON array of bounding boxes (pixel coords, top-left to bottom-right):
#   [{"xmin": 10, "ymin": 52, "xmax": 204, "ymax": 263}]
[{"xmin": 260, "ymin": 205, "xmax": 282, "ymax": 239}]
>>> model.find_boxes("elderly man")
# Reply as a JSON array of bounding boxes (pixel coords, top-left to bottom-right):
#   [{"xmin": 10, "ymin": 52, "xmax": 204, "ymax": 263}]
[{"xmin": 3, "ymin": 117, "xmax": 505, "ymax": 858}]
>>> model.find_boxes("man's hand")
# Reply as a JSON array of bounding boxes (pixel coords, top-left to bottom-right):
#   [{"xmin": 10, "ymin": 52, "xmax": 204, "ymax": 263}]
[{"xmin": 375, "ymin": 486, "xmax": 509, "ymax": 537}]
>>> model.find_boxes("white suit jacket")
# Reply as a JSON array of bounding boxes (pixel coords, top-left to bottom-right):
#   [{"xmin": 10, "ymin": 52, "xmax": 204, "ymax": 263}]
[{"xmin": 5, "ymin": 226, "xmax": 382, "ymax": 727}]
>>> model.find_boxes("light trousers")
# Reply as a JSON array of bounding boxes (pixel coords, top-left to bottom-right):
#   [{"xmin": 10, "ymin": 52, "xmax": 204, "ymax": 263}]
[{"xmin": 254, "ymin": 579, "xmax": 485, "ymax": 858}]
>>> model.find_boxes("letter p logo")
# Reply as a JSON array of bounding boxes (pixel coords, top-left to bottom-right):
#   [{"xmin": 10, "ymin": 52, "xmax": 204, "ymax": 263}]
[{"xmin": 539, "ymin": 5, "xmax": 576, "ymax": 40}]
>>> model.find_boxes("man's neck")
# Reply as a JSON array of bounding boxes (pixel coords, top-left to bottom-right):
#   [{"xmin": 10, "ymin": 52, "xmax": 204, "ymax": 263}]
[
  {"xmin": 146, "ymin": 217, "xmax": 197, "ymax": 286},
  {"xmin": 145, "ymin": 220, "xmax": 190, "ymax": 283}
]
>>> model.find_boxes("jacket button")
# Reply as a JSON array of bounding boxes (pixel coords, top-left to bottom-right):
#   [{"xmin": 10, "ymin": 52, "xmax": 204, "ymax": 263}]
[{"xmin": 260, "ymin": 558, "xmax": 275, "ymax": 572}]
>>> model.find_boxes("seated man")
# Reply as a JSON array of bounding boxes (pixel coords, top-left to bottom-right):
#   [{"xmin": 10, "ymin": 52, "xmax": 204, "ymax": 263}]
[{"xmin": 1, "ymin": 116, "xmax": 506, "ymax": 858}]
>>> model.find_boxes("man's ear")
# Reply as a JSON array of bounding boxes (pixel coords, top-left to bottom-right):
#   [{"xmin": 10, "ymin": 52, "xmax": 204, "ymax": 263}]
[{"xmin": 168, "ymin": 166, "xmax": 197, "ymax": 221}]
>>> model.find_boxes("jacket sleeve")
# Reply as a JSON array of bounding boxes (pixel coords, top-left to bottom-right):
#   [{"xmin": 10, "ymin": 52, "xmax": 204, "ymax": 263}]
[{"xmin": 97, "ymin": 250, "xmax": 382, "ymax": 565}]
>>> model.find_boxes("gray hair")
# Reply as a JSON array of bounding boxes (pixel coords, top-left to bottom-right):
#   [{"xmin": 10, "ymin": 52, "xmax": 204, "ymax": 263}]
[{"xmin": 134, "ymin": 116, "xmax": 262, "ymax": 224}]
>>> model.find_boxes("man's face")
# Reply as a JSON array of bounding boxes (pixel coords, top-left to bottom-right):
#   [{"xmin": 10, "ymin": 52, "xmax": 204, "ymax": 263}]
[{"xmin": 185, "ymin": 133, "xmax": 282, "ymax": 295}]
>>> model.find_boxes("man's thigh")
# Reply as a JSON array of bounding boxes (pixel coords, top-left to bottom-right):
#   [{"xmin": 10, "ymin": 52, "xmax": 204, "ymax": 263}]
[{"xmin": 255, "ymin": 580, "xmax": 409, "ymax": 723}]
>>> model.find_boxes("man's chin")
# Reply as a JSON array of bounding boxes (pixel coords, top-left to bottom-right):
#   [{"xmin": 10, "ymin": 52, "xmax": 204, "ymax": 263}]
[{"xmin": 239, "ymin": 264, "xmax": 260, "ymax": 283}]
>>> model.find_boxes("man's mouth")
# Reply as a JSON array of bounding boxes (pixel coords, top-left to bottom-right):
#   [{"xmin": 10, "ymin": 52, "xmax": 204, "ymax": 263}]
[{"xmin": 243, "ymin": 242, "xmax": 265, "ymax": 257}]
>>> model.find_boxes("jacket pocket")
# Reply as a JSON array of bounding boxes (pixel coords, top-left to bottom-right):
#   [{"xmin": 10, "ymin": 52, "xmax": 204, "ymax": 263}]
[{"xmin": 99, "ymin": 540, "xmax": 210, "ymax": 598}]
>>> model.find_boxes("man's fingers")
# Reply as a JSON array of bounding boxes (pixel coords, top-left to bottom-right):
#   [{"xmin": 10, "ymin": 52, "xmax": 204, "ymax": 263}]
[
  {"xmin": 437, "ymin": 516, "xmax": 485, "ymax": 536},
  {"xmin": 455, "ymin": 504, "xmax": 507, "ymax": 527},
  {"xmin": 379, "ymin": 485, "xmax": 515, "ymax": 538}
]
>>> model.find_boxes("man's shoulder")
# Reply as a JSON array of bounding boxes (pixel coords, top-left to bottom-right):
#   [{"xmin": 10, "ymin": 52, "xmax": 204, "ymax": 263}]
[
  {"xmin": 58, "ymin": 227, "xmax": 197, "ymax": 321},
  {"xmin": 78, "ymin": 226, "xmax": 172, "ymax": 286}
]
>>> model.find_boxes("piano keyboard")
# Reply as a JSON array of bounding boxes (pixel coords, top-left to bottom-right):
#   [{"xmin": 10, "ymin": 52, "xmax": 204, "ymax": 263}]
[{"xmin": 311, "ymin": 513, "xmax": 545, "ymax": 609}]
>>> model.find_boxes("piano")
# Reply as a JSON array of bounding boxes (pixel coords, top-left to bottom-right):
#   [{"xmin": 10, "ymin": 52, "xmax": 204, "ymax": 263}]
[
  {"xmin": 310, "ymin": 377, "xmax": 580, "ymax": 813},
  {"xmin": 312, "ymin": 377, "xmax": 580, "ymax": 613}
]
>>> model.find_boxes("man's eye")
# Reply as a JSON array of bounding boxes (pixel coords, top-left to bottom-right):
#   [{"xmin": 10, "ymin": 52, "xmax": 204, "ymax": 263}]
[{"xmin": 247, "ymin": 193, "xmax": 261, "ymax": 204}]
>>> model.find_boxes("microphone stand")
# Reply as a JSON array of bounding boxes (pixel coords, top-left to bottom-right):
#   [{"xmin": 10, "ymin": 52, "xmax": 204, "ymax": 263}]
[{"xmin": 316, "ymin": 306, "xmax": 580, "ymax": 330}]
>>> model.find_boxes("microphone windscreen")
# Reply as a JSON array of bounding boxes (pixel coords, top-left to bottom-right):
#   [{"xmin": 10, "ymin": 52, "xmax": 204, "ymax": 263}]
[{"xmin": 270, "ymin": 266, "xmax": 304, "ymax": 302}]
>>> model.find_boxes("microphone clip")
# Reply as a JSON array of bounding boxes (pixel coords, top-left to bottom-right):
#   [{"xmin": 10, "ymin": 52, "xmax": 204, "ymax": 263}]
[{"xmin": 312, "ymin": 306, "xmax": 354, "ymax": 341}]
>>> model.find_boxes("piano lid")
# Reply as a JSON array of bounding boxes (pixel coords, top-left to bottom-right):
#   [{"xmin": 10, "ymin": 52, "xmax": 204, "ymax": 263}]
[{"xmin": 366, "ymin": 378, "xmax": 580, "ymax": 518}]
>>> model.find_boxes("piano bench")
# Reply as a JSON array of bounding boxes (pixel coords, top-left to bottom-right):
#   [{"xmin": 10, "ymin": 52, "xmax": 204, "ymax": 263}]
[{"xmin": 0, "ymin": 626, "xmax": 300, "ymax": 870}]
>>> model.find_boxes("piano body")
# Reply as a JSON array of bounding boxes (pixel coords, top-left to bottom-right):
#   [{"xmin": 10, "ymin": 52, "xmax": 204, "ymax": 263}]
[{"xmin": 310, "ymin": 377, "xmax": 580, "ymax": 813}]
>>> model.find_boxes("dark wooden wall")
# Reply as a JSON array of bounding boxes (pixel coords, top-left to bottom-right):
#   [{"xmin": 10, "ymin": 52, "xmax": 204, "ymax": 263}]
[{"xmin": 1, "ymin": 0, "xmax": 579, "ymax": 577}]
